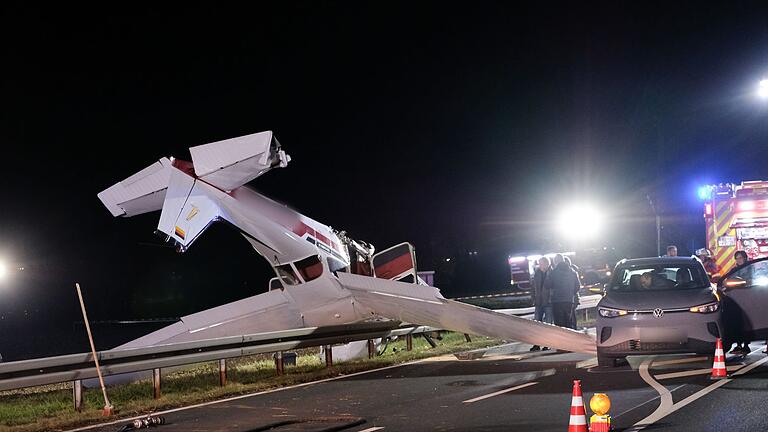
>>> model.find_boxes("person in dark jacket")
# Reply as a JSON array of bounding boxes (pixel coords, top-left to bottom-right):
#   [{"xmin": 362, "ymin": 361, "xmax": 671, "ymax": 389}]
[
  {"xmin": 564, "ymin": 256, "xmax": 581, "ymax": 329},
  {"xmin": 532, "ymin": 256, "xmax": 553, "ymax": 323},
  {"xmin": 545, "ymin": 254, "xmax": 581, "ymax": 329},
  {"xmin": 529, "ymin": 256, "xmax": 553, "ymax": 351}
]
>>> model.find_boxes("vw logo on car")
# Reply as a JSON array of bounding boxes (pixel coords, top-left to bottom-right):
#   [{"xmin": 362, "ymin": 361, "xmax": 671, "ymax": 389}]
[{"xmin": 653, "ymin": 308, "xmax": 664, "ymax": 318}]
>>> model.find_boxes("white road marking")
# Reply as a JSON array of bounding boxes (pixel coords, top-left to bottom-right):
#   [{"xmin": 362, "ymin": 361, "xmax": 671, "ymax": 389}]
[
  {"xmin": 655, "ymin": 364, "xmax": 745, "ymax": 380},
  {"xmin": 651, "ymin": 356, "xmax": 708, "ymax": 366},
  {"xmin": 612, "ymin": 384, "xmax": 687, "ymax": 419},
  {"xmin": 64, "ymin": 361, "xmax": 413, "ymax": 432},
  {"xmin": 628, "ymin": 351, "xmax": 768, "ymax": 431},
  {"xmin": 639, "ymin": 357, "xmax": 674, "ymax": 414},
  {"xmin": 462, "ymin": 381, "xmax": 538, "ymax": 404},
  {"xmin": 576, "ymin": 357, "xmax": 598, "ymax": 368},
  {"xmin": 357, "ymin": 428, "xmax": 385, "ymax": 432}
]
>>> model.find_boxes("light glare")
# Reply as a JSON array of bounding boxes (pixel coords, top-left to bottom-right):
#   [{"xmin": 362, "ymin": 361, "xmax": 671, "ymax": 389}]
[
  {"xmin": 557, "ymin": 204, "xmax": 604, "ymax": 240},
  {"xmin": 759, "ymin": 79, "xmax": 768, "ymax": 99},
  {"xmin": 0, "ymin": 262, "xmax": 6, "ymax": 280}
]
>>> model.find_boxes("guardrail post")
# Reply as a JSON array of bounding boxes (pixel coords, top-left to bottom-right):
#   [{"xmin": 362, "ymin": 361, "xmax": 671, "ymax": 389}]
[
  {"xmin": 464, "ymin": 333, "xmax": 472, "ymax": 343},
  {"xmin": 153, "ymin": 368, "xmax": 161, "ymax": 399},
  {"xmin": 219, "ymin": 359, "xmax": 227, "ymax": 386},
  {"xmin": 324, "ymin": 345, "xmax": 333, "ymax": 367},
  {"xmin": 406, "ymin": 334, "xmax": 413, "ymax": 351},
  {"xmin": 274, "ymin": 352, "xmax": 284, "ymax": 376},
  {"xmin": 367, "ymin": 339, "xmax": 375, "ymax": 359},
  {"xmin": 73, "ymin": 380, "xmax": 83, "ymax": 412}
]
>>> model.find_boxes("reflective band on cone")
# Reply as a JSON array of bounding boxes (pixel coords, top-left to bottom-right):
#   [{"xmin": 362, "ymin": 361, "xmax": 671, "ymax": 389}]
[
  {"xmin": 568, "ymin": 380, "xmax": 588, "ymax": 432},
  {"xmin": 711, "ymin": 338, "xmax": 727, "ymax": 379}
]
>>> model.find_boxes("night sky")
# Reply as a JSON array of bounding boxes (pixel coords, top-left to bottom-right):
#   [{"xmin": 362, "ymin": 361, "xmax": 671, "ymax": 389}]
[{"xmin": 2, "ymin": 3, "xmax": 768, "ymax": 357}]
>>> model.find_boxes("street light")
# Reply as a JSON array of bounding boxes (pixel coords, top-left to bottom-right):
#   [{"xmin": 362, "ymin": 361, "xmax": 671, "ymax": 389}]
[
  {"xmin": 556, "ymin": 204, "xmax": 604, "ymax": 240},
  {"xmin": 758, "ymin": 79, "xmax": 768, "ymax": 100}
]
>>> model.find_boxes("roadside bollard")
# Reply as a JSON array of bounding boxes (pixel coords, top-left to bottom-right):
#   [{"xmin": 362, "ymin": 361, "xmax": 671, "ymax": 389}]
[{"xmin": 589, "ymin": 393, "xmax": 612, "ymax": 432}]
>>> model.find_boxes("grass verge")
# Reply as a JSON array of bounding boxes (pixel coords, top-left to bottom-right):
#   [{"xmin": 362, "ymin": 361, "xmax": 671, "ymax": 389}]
[{"xmin": 0, "ymin": 332, "xmax": 501, "ymax": 432}]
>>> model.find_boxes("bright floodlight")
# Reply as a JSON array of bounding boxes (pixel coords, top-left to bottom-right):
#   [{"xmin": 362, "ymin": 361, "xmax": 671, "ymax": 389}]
[
  {"xmin": 759, "ymin": 79, "xmax": 768, "ymax": 99},
  {"xmin": 0, "ymin": 261, "xmax": 7, "ymax": 280},
  {"xmin": 557, "ymin": 204, "xmax": 604, "ymax": 240}
]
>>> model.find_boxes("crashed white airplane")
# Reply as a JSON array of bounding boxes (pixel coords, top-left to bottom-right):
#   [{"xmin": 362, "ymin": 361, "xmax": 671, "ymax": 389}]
[{"xmin": 98, "ymin": 131, "xmax": 595, "ymax": 354}]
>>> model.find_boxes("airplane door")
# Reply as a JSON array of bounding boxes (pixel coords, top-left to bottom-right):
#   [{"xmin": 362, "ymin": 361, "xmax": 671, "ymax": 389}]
[
  {"xmin": 720, "ymin": 258, "xmax": 768, "ymax": 341},
  {"xmin": 372, "ymin": 242, "xmax": 418, "ymax": 283}
]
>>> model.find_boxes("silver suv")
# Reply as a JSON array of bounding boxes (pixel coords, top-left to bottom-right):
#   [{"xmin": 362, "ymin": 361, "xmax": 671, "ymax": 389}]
[{"xmin": 596, "ymin": 257, "xmax": 722, "ymax": 367}]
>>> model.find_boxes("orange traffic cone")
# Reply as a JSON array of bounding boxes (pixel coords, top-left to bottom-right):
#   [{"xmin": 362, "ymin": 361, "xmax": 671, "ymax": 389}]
[
  {"xmin": 711, "ymin": 338, "xmax": 727, "ymax": 379},
  {"xmin": 568, "ymin": 380, "xmax": 588, "ymax": 432}
]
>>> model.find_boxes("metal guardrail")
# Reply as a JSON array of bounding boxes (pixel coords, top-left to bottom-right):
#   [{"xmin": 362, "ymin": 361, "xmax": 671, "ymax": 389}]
[
  {"xmin": 496, "ymin": 294, "xmax": 602, "ymax": 318},
  {"xmin": 0, "ymin": 296, "xmax": 602, "ymax": 404},
  {"xmin": 0, "ymin": 321, "xmax": 436, "ymax": 393}
]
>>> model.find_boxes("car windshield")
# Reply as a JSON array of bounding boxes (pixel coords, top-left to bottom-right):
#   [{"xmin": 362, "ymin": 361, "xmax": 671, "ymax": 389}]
[{"xmin": 610, "ymin": 265, "xmax": 707, "ymax": 292}]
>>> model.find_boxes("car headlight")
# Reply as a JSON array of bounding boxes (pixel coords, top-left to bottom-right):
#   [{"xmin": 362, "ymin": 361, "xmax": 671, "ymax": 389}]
[
  {"xmin": 689, "ymin": 302, "xmax": 719, "ymax": 313},
  {"xmin": 599, "ymin": 307, "xmax": 628, "ymax": 318}
]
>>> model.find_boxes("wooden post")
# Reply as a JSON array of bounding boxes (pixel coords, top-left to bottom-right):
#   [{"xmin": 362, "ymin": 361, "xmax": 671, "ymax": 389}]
[
  {"xmin": 153, "ymin": 368, "xmax": 162, "ymax": 399},
  {"xmin": 72, "ymin": 380, "xmax": 83, "ymax": 412},
  {"xmin": 406, "ymin": 334, "xmax": 413, "ymax": 351},
  {"xmin": 75, "ymin": 283, "xmax": 113, "ymax": 416},
  {"xmin": 219, "ymin": 359, "xmax": 227, "ymax": 386},
  {"xmin": 274, "ymin": 352, "xmax": 284, "ymax": 376},
  {"xmin": 324, "ymin": 345, "xmax": 333, "ymax": 367},
  {"xmin": 464, "ymin": 333, "xmax": 472, "ymax": 343},
  {"xmin": 367, "ymin": 339, "xmax": 376, "ymax": 359}
]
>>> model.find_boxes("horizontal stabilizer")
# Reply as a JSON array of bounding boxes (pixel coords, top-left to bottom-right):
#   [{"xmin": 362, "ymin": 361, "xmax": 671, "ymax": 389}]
[
  {"xmin": 97, "ymin": 158, "xmax": 173, "ymax": 217},
  {"xmin": 190, "ymin": 130, "xmax": 290, "ymax": 191}
]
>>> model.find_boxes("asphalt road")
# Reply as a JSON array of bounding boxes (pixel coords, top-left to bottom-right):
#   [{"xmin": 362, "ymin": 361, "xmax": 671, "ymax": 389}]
[{"xmin": 74, "ymin": 342, "xmax": 768, "ymax": 432}]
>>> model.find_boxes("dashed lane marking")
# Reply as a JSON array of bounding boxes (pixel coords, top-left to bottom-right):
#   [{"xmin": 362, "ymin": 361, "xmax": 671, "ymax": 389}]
[
  {"xmin": 654, "ymin": 364, "xmax": 745, "ymax": 380},
  {"xmin": 462, "ymin": 381, "xmax": 539, "ymax": 404},
  {"xmin": 651, "ymin": 356, "xmax": 708, "ymax": 366}
]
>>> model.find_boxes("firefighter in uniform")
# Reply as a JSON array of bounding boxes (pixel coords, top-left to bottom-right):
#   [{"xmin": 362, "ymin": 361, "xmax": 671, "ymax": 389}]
[{"xmin": 696, "ymin": 248, "xmax": 720, "ymax": 281}]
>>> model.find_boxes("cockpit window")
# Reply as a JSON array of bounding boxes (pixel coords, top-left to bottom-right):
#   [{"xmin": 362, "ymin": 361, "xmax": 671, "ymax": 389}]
[
  {"xmin": 276, "ymin": 264, "xmax": 300, "ymax": 286},
  {"xmin": 295, "ymin": 255, "xmax": 324, "ymax": 282}
]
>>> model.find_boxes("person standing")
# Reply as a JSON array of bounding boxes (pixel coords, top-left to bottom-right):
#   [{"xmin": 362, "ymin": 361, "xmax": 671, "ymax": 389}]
[
  {"xmin": 696, "ymin": 248, "xmax": 720, "ymax": 280},
  {"xmin": 729, "ymin": 250, "xmax": 751, "ymax": 355},
  {"xmin": 564, "ymin": 255, "xmax": 581, "ymax": 329},
  {"xmin": 665, "ymin": 245, "xmax": 678, "ymax": 257},
  {"xmin": 545, "ymin": 254, "xmax": 581, "ymax": 329},
  {"xmin": 530, "ymin": 256, "xmax": 553, "ymax": 351}
]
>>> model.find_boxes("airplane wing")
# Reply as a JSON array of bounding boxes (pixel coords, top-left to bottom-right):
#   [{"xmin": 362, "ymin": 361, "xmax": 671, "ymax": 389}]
[
  {"xmin": 337, "ymin": 272, "xmax": 597, "ymax": 354},
  {"xmin": 117, "ymin": 289, "xmax": 305, "ymax": 349}
]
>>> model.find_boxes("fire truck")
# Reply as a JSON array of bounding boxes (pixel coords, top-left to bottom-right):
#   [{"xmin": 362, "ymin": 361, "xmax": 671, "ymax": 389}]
[{"xmin": 701, "ymin": 180, "xmax": 768, "ymax": 275}]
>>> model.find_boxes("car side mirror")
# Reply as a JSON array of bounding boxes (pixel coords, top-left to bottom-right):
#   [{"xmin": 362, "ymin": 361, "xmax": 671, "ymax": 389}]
[{"xmin": 722, "ymin": 276, "xmax": 747, "ymax": 290}]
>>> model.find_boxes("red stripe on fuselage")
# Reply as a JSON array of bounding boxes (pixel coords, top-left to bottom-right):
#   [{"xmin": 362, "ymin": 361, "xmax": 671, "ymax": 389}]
[{"xmin": 292, "ymin": 221, "xmax": 340, "ymax": 252}]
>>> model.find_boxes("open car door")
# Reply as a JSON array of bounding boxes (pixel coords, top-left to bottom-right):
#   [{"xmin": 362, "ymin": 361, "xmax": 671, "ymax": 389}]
[
  {"xmin": 372, "ymin": 242, "xmax": 418, "ymax": 283},
  {"xmin": 720, "ymin": 257, "xmax": 768, "ymax": 342}
]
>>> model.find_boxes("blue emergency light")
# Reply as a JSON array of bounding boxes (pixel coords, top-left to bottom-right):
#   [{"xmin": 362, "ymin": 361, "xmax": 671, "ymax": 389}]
[{"xmin": 697, "ymin": 186, "xmax": 712, "ymax": 201}]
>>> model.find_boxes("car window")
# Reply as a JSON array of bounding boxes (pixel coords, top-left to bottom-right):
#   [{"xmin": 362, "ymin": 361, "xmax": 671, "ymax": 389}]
[
  {"xmin": 728, "ymin": 260, "xmax": 768, "ymax": 287},
  {"xmin": 610, "ymin": 265, "xmax": 707, "ymax": 291}
]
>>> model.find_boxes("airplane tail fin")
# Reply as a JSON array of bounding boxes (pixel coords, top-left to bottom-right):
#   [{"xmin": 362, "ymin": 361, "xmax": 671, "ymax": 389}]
[
  {"xmin": 97, "ymin": 130, "xmax": 290, "ymax": 251},
  {"xmin": 156, "ymin": 167, "xmax": 222, "ymax": 251}
]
